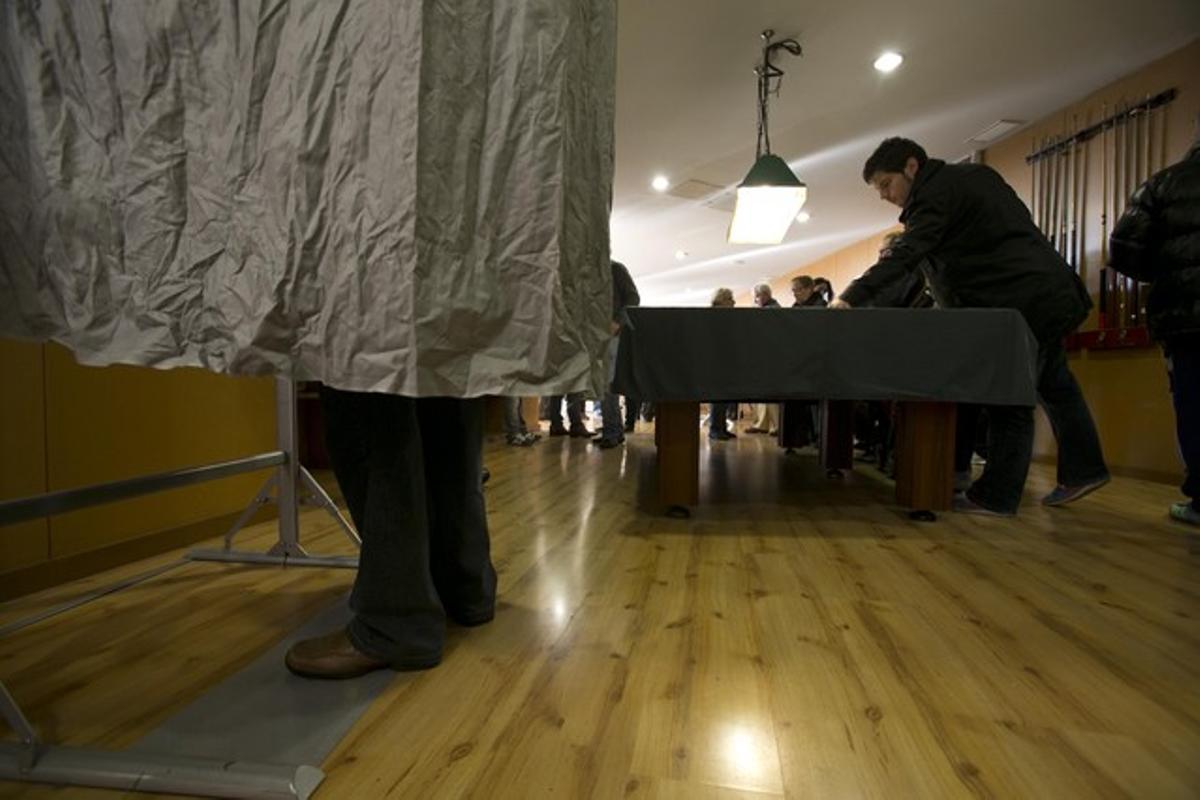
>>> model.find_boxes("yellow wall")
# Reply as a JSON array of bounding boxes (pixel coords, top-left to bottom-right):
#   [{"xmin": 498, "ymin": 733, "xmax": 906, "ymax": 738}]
[
  {"xmin": 982, "ymin": 38, "xmax": 1199, "ymax": 481},
  {"xmin": 737, "ymin": 230, "xmax": 900, "ymax": 308},
  {"xmin": 0, "ymin": 339, "xmax": 49, "ymax": 572},
  {"xmin": 1, "ymin": 340, "xmax": 275, "ymax": 579}
]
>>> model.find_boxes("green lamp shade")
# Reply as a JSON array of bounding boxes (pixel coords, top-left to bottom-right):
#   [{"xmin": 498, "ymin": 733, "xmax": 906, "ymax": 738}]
[{"xmin": 728, "ymin": 154, "xmax": 808, "ymax": 245}]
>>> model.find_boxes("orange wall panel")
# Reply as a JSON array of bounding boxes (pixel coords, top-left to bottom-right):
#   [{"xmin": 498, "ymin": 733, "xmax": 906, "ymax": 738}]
[
  {"xmin": 0, "ymin": 338, "xmax": 50, "ymax": 573},
  {"xmin": 43, "ymin": 345, "xmax": 276, "ymax": 557}
]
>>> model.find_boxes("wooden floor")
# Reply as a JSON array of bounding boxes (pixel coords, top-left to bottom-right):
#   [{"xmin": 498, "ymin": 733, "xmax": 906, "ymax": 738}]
[{"xmin": 2, "ymin": 424, "xmax": 1199, "ymax": 799}]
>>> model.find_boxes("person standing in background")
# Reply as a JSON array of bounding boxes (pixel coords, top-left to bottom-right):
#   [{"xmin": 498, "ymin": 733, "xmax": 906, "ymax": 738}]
[{"xmin": 1109, "ymin": 138, "xmax": 1200, "ymax": 526}]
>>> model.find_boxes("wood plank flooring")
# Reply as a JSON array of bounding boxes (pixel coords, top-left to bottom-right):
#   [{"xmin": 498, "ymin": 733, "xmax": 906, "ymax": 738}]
[{"xmin": 1, "ymin": 424, "xmax": 1198, "ymax": 798}]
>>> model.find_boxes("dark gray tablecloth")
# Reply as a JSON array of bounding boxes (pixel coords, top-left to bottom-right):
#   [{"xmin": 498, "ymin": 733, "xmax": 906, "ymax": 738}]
[{"xmin": 612, "ymin": 308, "xmax": 1037, "ymax": 406}]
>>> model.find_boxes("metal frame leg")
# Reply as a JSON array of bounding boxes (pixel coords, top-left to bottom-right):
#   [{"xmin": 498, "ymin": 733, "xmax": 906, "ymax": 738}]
[
  {"xmin": 189, "ymin": 378, "xmax": 358, "ymax": 569},
  {"xmin": 299, "ymin": 466, "xmax": 360, "ymax": 547},
  {"xmin": 0, "ymin": 740, "xmax": 323, "ymax": 799},
  {"xmin": 0, "ymin": 385, "xmax": 347, "ymax": 798},
  {"xmin": 0, "ymin": 680, "xmax": 40, "ymax": 773}
]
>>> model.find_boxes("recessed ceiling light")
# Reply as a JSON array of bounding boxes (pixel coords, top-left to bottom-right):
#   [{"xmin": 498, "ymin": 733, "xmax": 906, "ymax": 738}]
[
  {"xmin": 651, "ymin": 174, "xmax": 670, "ymax": 192},
  {"xmin": 674, "ymin": 250, "xmax": 688, "ymax": 260},
  {"xmin": 796, "ymin": 211, "xmax": 811, "ymax": 223},
  {"xmin": 874, "ymin": 52, "xmax": 903, "ymax": 73}
]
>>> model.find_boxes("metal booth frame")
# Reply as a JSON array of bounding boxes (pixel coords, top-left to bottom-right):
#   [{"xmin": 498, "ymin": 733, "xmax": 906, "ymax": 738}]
[{"xmin": 0, "ymin": 378, "xmax": 358, "ymax": 799}]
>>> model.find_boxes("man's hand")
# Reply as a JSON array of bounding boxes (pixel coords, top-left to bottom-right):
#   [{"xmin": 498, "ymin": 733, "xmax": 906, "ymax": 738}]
[
  {"xmin": 828, "ymin": 298, "xmax": 852, "ymax": 310},
  {"xmin": 610, "ymin": 320, "xmax": 621, "ymax": 336}
]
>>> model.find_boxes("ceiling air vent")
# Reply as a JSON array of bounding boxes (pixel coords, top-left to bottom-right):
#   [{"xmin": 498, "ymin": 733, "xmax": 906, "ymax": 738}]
[
  {"xmin": 666, "ymin": 178, "xmax": 724, "ymax": 200},
  {"xmin": 967, "ymin": 119, "xmax": 1025, "ymax": 145}
]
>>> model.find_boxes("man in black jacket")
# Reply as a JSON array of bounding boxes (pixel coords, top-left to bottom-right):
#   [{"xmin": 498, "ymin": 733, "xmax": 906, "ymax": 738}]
[
  {"xmin": 1110, "ymin": 140, "xmax": 1200, "ymax": 526},
  {"xmin": 832, "ymin": 138, "xmax": 1108, "ymax": 516},
  {"xmin": 594, "ymin": 260, "xmax": 641, "ymax": 448}
]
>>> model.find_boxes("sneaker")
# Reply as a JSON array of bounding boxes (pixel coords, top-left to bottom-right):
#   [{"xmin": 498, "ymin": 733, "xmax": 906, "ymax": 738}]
[
  {"xmin": 506, "ymin": 433, "xmax": 534, "ymax": 447},
  {"xmin": 1169, "ymin": 501, "xmax": 1200, "ymax": 526},
  {"xmin": 952, "ymin": 495, "xmax": 1016, "ymax": 517},
  {"xmin": 522, "ymin": 431, "xmax": 542, "ymax": 444},
  {"xmin": 1041, "ymin": 475, "xmax": 1110, "ymax": 507}
]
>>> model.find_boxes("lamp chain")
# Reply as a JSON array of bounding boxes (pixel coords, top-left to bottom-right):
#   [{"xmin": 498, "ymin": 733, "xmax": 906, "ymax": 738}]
[{"xmin": 754, "ymin": 30, "xmax": 802, "ymax": 160}]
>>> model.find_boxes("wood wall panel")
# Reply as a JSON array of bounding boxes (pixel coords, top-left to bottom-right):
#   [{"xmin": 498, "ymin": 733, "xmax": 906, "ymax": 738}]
[{"xmin": 0, "ymin": 338, "xmax": 50, "ymax": 573}]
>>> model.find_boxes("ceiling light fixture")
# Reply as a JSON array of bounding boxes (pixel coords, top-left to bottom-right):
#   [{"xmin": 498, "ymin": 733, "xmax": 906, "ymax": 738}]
[
  {"xmin": 873, "ymin": 51, "xmax": 903, "ymax": 73},
  {"xmin": 728, "ymin": 29, "xmax": 806, "ymax": 245},
  {"xmin": 651, "ymin": 174, "xmax": 670, "ymax": 192},
  {"xmin": 674, "ymin": 250, "xmax": 688, "ymax": 260},
  {"xmin": 796, "ymin": 211, "xmax": 811, "ymax": 223}
]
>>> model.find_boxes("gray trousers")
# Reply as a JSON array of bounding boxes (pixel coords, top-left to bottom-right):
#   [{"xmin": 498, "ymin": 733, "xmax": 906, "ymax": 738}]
[{"xmin": 320, "ymin": 387, "xmax": 497, "ymax": 663}]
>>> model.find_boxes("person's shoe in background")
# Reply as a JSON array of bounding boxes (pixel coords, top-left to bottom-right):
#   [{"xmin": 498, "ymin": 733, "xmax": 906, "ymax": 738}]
[
  {"xmin": 1169, "ymin": 501, "xmax": 1200, "ymax": 527},
  {"xmin": 1041, "ymin": 475, "xmax": 1110, "ymax": 507}
]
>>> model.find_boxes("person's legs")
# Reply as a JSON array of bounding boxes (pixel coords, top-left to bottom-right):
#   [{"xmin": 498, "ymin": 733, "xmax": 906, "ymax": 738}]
[
  {"xmin": 964, "ymin": 403, "xmax": 1034, "ymax": 514},
  {"xmin": 624, "ymin": 395, "xmax": 641, "ymax": 431},
  {"xmin": 954, "ymin": 404, "xmax": 980, "ymax": 472},
  {"xmin": 503, "ymin": 396, "xmax": 525, "ymax": 442},
  {"xmin": 1037, "ymin": 341, "xmax": 1109, "ymax": 494},
  {"xmin": 546, "ymin": 395, "xmax": 568, "ymax": 434},
  {"xmin": 417, "ymin": 397, "xmax": 497, "ymax": 623},
  {"xmin": 597, "ymin": 337, "xmax": 625, "ymax": 445},
  {"xmin": 566, "ymin": 392, "xmax": 592, "ymax": 435},
  {"xmin": 599, "ymin": 392, "xmax": 623, "ymax": 441},
  {"xmin": 317, "ymin": 385, "xmax": 370, "ymax": 532},
  {"xmin": 708, "ymin": 402, "xmax": 732, "ymax": 439},
  {"xmin": 1037, "ymin": 343, "xmax": 1109, "ymax": 507},
  {"xmin": 294, "ymin": 386, "xmax": 444, "ymax": 674},
  {"xmin": 954, "ymin": 404, "xmax": 981, "ymax": 491},
  {"xmin": 1167, "ymin": 336, "xmax": 1200, "ymax": 519}
]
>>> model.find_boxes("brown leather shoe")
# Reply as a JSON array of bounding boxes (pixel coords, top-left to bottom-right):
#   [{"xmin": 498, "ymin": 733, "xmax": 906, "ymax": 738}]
[{"xmin": 284, "ymin": 628, "xmax": 439, "ymax": 679}]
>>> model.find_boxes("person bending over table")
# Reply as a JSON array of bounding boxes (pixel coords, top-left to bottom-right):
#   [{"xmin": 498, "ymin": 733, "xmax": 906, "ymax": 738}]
[{"xmin": 830, "ymin": 137, "xmax": 1108, "ymax": 517}]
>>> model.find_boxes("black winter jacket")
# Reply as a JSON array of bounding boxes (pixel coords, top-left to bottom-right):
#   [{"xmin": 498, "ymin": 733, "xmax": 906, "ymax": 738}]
[
  {"xmin": 1109, "ymin": 141, "xmax": 1200, "ymax": 341},
  {"xmin": 612, "ymin": 260, "xmax": 640, "ymax": 325},
  {"xmin": 841, "ymin": 159, "xmax": 1090, "ymax": 343},
  {"xmin": 793, "ymin": 293, "xmax": 828, "ymax": 308}
]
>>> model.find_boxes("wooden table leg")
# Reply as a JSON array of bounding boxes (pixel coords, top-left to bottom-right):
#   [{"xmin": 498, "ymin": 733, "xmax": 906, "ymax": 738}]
[
  {"xmin": 895, "ymin": 401, "xmax": 956, "ymax": 516},
  {"xmin": 656, "ymin": 401, "xmax": 699, "ymax": 513},
  {"xmin": 820, "ymin": 400, "xmax": 854, "ymax": 476}
]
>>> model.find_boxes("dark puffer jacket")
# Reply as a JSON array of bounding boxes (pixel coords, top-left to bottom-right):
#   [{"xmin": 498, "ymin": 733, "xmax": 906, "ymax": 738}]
[
  {"xmin": 841, "ymin": 159, "xmax": 1091, "ymax": 343},
  {"xmin": 1109, "ymin": 141, "xmax": 1200, "ymax": 341}
]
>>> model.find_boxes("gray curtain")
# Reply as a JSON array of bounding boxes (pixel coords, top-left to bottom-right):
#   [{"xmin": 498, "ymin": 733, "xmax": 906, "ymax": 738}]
[{"xmin": 0, "ymin": 0, "xmax": 615, "ymax": 396}]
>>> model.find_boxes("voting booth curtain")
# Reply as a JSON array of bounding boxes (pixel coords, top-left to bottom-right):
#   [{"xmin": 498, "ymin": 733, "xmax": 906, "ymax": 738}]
[{"xmin": 0, "ymin": 0, "xmax": 616, "ymax": 397}]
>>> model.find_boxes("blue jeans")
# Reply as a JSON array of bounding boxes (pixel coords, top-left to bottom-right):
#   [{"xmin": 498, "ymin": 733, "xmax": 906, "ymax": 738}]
[
  {"xmin": 503, "ymin": 397, "xmax": 527, "ymax": 436},
  {"xmin": 600, "ymin": 336, "xmax": 623, "ymax": 440},
  {"xmin": 1167, "ymin": 335, "xmax": 1200, "ymax": 509},
  {"xmin": 970, "ymin": 340, "xmax": 1108, "ymax": 513}
]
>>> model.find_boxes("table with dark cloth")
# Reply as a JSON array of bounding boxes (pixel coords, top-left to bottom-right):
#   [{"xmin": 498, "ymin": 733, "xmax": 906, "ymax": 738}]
[{"xmin": 612, "ymin": 307, "xmax": 1038, "ymax": 515}]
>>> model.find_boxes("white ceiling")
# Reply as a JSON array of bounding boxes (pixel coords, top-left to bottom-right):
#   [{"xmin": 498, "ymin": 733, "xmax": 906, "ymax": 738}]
[{"xmin": 611, "ymin": 0, "xmax": 1200, "ymax": 305}]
